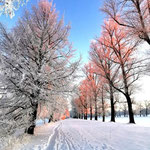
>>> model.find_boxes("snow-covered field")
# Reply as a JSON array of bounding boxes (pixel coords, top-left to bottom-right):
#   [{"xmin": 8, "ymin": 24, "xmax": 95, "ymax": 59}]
[
  {"xmin": 99, "ymin": 116, "xmax": 150, "ymax": 127},
  {"xmin": 20, "ymin": 117, "xmax": 150, "ymax": 150}
]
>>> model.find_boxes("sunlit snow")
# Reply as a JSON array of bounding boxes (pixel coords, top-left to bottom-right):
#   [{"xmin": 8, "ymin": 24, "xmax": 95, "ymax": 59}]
[{"xmin": 21, "ymin": 117, "xmax": 150, "ymax": 150}]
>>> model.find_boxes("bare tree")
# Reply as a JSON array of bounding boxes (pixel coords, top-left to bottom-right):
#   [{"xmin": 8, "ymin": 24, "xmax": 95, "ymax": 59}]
[
  {"xmin": 90, "ymin": 19, "xmax": 145, "ymax": 123},
  {"xmin": 135, "ymin": 102, "xmax": 144, "ymax": 117},
  {"xmin": 100, "ymin": 85, "xmax": 107, "ymax": 122},
  {"xmin": 122, "ymin": 102, "xmax": 128, "ymax": 117},
  {"xmin": 90, "ymin": 39, "xmax": 117, "ymax": 122},
  {"xmin": 83, "ymin": 63, "xmax": 102, "ymax": 121},
  {"xmin": 102, "ymin": 0, "xmax": 150, "ymax": 74},
  {"xmin": 101, "ymin": 0, "xmax": 150, "ymax": 45}
]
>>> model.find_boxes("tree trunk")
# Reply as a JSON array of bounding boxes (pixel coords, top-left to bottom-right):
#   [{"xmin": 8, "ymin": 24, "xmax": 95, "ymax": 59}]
[
  {"xmin": 80, "ymin": 109, "xmax": 84, "ymax": 119},
  {"xmin": 102, "ymin": 114, "xmax": 105, "ymax": 122},
  {"xmin": 78, "ymin": 113, "xmax": 80, "ymax": 119},
  {"xmin": 84, "ymin": 113, "xmax": 85, "ymax": 119},
  {"xmin": 26, "ymin": 103, "xmax": 38, "ymax": 134},
  {"xmin": 81, "ymin": 111, "xmax": 84, "ymax": 119},
  {"xmin": 120, "ymin": 63, "xmax": 135, "ymax": 123},
  {"xmin": 48, "ymin": 114, "xmax": 53, "ymax": 123},
  {"xmin": 124, "ymin": 109, "xmax": 126, "ymax": 117},
  {"xmin": 102, "ymin": 100, "xmax": 105, "ymax": 122},
  {"xmin": 140, "ymin": 110, "xmax": 142, "ymax": 117},
  {"xmin": 101, "ymin": 87, "xmax": 105, "ymax": 122},
  {"xmin": 126, "ymin": 95, "xmax": 135, "ymax": 123},
  {"xmin": 110, "ymin": 85, "xmax": 115, "ymax": 122},
  {"xmin": 84, "ymin": 113, "xmax": 87, "ymax": 120},
  {"xmin": 95, "ymin": 98, "xmax": 98, "ymax": 120},
  {"xmin": 146, "ymin": 107, "xmax": 148, "ymax": 116},
  {"xmin": 84, "ymin": 108, "xmax": 87, "ymax": 120},
  {"xmin": 90, "ymin": 100, "xmax": 93, "ymax": 120}
]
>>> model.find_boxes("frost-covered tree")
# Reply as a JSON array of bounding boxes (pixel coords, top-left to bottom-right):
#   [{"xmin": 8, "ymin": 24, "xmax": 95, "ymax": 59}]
[
  {"xmin": 0, "ymin": 0, "xmax": 28, "ymax": 18},
  {"xmin": 0, "ymin": 0, "xmax": 79, "ymax": 135},
  {"xmin": 37, "ymin": 95, "xmax": 69, "ymax": 123}
]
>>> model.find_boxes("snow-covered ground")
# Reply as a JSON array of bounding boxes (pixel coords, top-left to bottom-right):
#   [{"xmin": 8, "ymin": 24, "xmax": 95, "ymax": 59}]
[
  {"xmin": 20, "ymin": 122, "xmax": 58, "ymax": 150},
  {"xmin": 99, "ymin": 116, "xmax": 150, "ymax": 127},
  {"xmin": 20, "ymin": 117, "xmax": 150, "ymax": 150}
]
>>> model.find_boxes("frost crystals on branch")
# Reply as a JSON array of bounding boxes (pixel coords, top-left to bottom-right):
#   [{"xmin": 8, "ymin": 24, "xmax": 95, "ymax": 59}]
[{"xmin": 0, "ymin": 0, "xmax": 28, "ymax": 18}]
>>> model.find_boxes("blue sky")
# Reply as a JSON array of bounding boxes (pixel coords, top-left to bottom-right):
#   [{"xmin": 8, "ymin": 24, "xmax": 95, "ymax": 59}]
[
  {"xmin": 0, "ymin": 0, "xmax": 104, "ymax": 64},
  {"xmin": 0, "ymin": 0, "xmax": 149, "ymax": 100}
]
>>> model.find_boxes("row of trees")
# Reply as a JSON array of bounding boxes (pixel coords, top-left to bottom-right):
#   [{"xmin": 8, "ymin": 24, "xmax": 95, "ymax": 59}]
[
  {"xmin": 72, "ymin": 95, "xmax": 150, "ymax": 119},
  {"xmin": 73, "ymin": 63, "xmax": 109, "ymax": 122},
  {"xmin": 73, "ymin": 0, "xmax": 150, "ymax": 124},
  {"xmin": 0, "ymin": 0, "xmax": 79, "ymax": 136},
  {"xmin": 115, "ymin": 99, "xmax": 150, "ymax": 117},
  {"xmin": 134, "ymin": 100, "xmax": 150, "ymax": 117},
  {"xmin": 37, "ymin": 96, "xmax": 70, "ymax": 122}
]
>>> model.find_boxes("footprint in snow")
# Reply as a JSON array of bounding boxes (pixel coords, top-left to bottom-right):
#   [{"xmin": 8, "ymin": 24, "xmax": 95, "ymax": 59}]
[
  {"xmin": 102, "ymin": 144, "xmax": 108, "ymax": 150},
  {"xmin": 101, "ymin": 144, "xmax": 115, "ymax": 150}
]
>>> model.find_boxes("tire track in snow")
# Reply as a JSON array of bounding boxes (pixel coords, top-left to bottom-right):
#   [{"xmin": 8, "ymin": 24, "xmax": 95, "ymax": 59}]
[
  {"xmin": 59, "ymin": 128, "xmax": 76, "ymax": 150},
  {"xmin": 46, "ymin": 122, "xmax": 76, "ymax": 150},
  {"xmin": 46, "ymin": 120, "xmax": 115, "ymax": 150},
  {"xmin": 46, "ymin": 122, "xmax": 61, "ymax": 150}
]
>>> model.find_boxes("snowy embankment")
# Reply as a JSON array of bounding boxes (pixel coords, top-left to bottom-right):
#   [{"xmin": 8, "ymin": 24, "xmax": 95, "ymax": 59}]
[
  {"xmin": 20, "ymin": 118, "xmax": 150, "ymax": 150},
  {"xmin": 19, "ymin": 122, "xmax": 58, "ymax": 150}
]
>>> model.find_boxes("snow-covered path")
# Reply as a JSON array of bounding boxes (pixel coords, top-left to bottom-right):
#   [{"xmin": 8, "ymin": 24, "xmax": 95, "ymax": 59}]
[{"xmin": 46, "ymin": 119, "xmax": 150, "ymax": 150}]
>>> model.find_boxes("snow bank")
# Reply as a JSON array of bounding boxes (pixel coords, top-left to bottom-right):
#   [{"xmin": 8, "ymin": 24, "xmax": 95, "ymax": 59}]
[{"xmin": 20, "ymin": 122, "xmax": 58, "ymax": 150}]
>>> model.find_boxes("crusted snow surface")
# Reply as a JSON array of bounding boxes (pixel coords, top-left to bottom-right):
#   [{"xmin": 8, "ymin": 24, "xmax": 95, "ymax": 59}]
[{"xmin": 45, "ymin": 119, "xmax": 150, "ymax": 150}]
